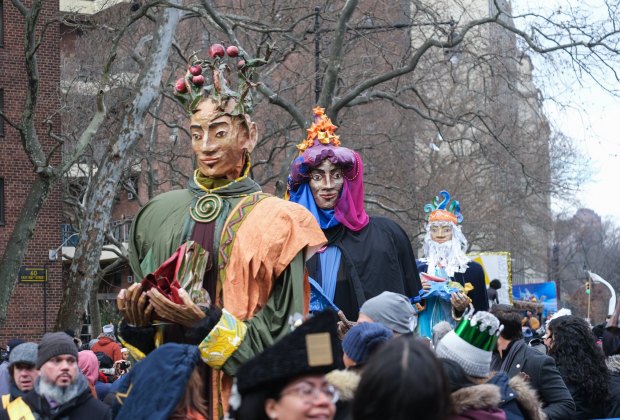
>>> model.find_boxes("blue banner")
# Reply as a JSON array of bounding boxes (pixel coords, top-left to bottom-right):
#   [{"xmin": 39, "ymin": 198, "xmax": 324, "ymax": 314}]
[{"xmin": 512, "ymin": 282, "xmax": 558, "ymax": 317}]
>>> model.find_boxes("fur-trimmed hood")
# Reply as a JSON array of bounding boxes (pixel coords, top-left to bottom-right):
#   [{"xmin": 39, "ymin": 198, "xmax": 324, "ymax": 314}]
[
  {"xmin": 451, "ymin": 375, "xmax": 547, "ymax": 420},
  {"xmin": 325, "ymin": 369, "xmax": 360, "ymax": 401},
  {"xmin": 508, "ymin": 374, "xmax": 547, "ymax": 420},
  {"xmin": 451, "ymin": 384, "xmax": 502, "ymax": 414}
]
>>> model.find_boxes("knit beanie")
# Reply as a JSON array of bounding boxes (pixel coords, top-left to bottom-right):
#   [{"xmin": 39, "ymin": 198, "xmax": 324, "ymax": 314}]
[
  {"xmin": 359, "ymin": 291, "xmax": 417, "ymax": 334},
  {"xmin": 8, "ymin": 342, "xmax": 38, "ymax": 367},
  {"xmin": 342, "ymin": 322, "xmax": 393, "ymax": 365},
  {"xmin": 37, "ymin": 332, "xmax": 79, "ymax": 369},
  {"xmin": 435, "ymin": 311, "xmax": 502, "ymax": 378}
]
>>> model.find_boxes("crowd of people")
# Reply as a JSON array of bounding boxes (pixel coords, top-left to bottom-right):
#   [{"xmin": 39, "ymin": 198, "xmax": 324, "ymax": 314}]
[
  {"xmin": 3, "ymin": 52, "xmax": 620, "ymax": 419},
  {"xmin": 0, "ymin": 326, "xmax": 136, "ymax": 419},
  {"xmin": 5, "ymin": 305, "xmax": 620, "ymax": 420}
]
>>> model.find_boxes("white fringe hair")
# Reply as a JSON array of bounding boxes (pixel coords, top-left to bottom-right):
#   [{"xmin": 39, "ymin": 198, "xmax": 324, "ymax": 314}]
[{"xmin": 422, "ymin": 222, "xmax": 470, "ymax": 277}]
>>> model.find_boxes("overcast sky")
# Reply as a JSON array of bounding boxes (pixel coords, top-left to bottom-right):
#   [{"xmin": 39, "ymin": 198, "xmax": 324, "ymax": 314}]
[{"xmin": 513, "ymin": 0, "xmax": 620, "ymax": 221}]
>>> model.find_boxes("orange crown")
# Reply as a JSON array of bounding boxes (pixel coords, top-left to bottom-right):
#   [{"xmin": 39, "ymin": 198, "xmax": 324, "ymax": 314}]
[
  {"xmin": 296, "ymin": 106, "xmax": 341, "ymax": 152},
  {"xmin": 428, "ymin": 209, "xmax": 458, "ymax": 224}
]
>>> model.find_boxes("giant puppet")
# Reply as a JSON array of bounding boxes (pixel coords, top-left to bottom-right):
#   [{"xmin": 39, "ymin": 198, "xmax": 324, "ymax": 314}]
[
  {"xmin": 287, "ymin": 107, "xmax": 422, "ymax": 322},
  {"xmin": 416, "ymin": 190, "xmax": 488, "ymax": 339},
  {"xmin": 115, "ymin": 48, "xmax": 326, "ymax": 418}
]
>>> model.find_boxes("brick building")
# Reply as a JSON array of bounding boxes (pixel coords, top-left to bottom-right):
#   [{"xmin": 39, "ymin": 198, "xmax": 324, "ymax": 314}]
[{"xmin": 0, "ymin": 0, "xmax": 64, "ymax": 344}]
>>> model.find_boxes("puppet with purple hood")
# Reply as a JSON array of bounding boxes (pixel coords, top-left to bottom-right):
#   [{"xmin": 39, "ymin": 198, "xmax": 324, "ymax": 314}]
[{"xmin": 288, "ymin": 107, "xmax": 422, "ymax": 322}]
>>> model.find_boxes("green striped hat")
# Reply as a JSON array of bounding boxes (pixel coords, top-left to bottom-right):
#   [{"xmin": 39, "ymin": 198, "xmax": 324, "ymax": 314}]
[{"xmin": 436, "ymin": 311, "xmax": 503, "ymax": 377}]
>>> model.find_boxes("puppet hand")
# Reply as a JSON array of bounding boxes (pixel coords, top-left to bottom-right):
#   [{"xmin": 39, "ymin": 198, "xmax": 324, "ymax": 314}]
[
  {"xmin": 337, "ymin": 310, "xmax": 357, "ymax": 340},
  {"xmin": 147, "ymin": 288, "xmax": 206, "ymax": 327},
  {"xmin": 421, "ymin": 278, "xmax": 431, "ymax": 291},
  {"xmin": 450, "ymin": 292, "xmax": 471, "ymax": 312},
  {"xmin": 117, "ymin": 284, "xmax": 153, "ymax": 327}
]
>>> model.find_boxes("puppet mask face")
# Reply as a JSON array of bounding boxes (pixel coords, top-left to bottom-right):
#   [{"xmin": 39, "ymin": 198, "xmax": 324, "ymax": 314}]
[
  {"xmin": 190, "ymin": 99, "xmax": 257, "ymax": 180},
  {"xmin": 429, "ymin": 223, "xmax": 453, "ymax": 244},
  {"xmin": 308, "ymin": 160, "xmax": 345, "ymax": 209}
]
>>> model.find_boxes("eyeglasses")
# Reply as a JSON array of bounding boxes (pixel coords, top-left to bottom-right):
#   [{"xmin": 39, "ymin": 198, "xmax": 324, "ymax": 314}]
[{"xmin": 280, "ymin": 383, "xmax": 339, "ymax": 404}]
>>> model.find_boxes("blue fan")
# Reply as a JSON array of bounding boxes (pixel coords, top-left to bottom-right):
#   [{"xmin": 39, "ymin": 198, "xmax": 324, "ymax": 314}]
[{"xmin": 309, "ymin": 277, "xmax": 340, "ymax": 312}]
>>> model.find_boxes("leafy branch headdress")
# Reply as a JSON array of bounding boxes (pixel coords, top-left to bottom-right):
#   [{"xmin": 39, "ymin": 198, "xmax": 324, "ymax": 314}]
[{"xmin": 172, "ymin": 44, "xmax": 271, "ymax": 117}]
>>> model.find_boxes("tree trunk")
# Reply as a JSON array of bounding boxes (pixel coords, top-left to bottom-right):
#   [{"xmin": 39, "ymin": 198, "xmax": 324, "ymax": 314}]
[
  {"xmin": 89, "ymin": 285, "xmax": 101, "ymax": 339},
  {"xmin": 55, "ymin": 3, "xmax": 182, "ymax": 330},
  {"xmin": 0, "ymin": 174, "xmax": 57, "ymax": 326}
]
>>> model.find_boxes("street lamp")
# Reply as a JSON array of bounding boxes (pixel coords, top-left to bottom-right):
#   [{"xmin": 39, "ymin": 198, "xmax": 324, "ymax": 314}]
[{"xmin": 48, "ymin": 233, "xmax": 79, "ymax": 261}]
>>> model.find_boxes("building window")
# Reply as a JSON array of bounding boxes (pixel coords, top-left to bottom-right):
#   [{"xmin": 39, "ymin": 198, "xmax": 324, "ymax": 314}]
[{"xmin": 0, "ymin": 178, "xmax": 5, "ymax": 226}]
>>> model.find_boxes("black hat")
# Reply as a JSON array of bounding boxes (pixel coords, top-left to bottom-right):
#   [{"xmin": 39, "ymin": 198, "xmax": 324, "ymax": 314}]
[
  {"xmin": 37, "ymin": 332, "xmax": 78, "ymax": 369},
  {"xmin": 7, "ymin": 339, "xmax": 25, "ymax": 354},
  {"xmin": 236, "ymin": 310, "xmax": 341, "ymax": 394}
]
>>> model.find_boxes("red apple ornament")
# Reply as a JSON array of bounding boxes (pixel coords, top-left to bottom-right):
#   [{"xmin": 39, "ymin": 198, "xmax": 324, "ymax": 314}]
[
  {"xmin": 209, "ymin": 44, "xmax": 225, "ymax": 58},
  {"xmin": 175, "ymin": 78, "xmax": 187, "ymax": 93},
  {"xmin": 192, "ymin": 75, "xmax": 205, "ymax": 86},
  {"xmin": 189, "ymin": 65, "xmax": 202, "ymax": 76},
  {"xmin": 226, "ymin": 46, "xmax": 239, "ymax": 57}
]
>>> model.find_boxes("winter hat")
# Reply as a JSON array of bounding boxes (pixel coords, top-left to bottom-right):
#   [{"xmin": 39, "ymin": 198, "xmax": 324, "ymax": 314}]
[
  {"xmin": 8, "ymin": 342, "xmax": 38, "ymax": 367},
  {"xmin": 37, "ymin": 332, "xmax": 79, "ymax": 369},
  {"xmin": 546, "ymin": 308, "xmax": 571, "ymax": 328},
  {"xmin": 78, "ymin": 350, "xmax": 99, "ymax": 385},
  {"xmin": 114, "ymin": 343, "xmax": 201, "ymax": 420},
  {"xmin": 342, "ymin": 322, "xmax": 393, "ymax": 365},
  {"xmin": 236, "ymin": 310, "xmax": 342, "ymax": 395},
  {"xmin": 102, "ymin": 324, "xmax": 115, "ymax": 335},
  {"xmin": 435, "ymin": 311, "xmax": 502, "ymax": 378},
  {"xmin": 432, "ymin": 321, "xmax": 453, "ymax": 349},
  {"xmin": 359, "ymin": 291, "xmax": 417, "ymax": 334}
]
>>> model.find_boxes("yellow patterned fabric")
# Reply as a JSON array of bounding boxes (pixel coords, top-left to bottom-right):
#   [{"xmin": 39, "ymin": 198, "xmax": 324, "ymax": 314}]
[
  {"xmin": 199, "ymin": 309, "xmax": 248, "ymax": 369},
  {"xmin": 6, "ymin": 397, "xmax": 35, "ymax": 420}
]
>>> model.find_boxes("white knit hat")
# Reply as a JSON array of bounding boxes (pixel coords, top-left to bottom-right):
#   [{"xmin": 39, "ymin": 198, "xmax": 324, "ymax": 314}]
[{"xmin": 435, "ymin": 311, "xmax": 502, "ymax": 378}]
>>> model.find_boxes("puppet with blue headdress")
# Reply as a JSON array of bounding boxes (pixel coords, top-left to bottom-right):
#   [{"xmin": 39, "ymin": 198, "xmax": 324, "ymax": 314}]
[{"xmin": 415, "ymin": 191, "xmax": 489, "ymax": 339}]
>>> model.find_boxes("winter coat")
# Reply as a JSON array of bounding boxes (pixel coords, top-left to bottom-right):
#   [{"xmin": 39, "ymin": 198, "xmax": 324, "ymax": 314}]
[
  {"xmin": 487, "ymin": 373, "xmax": 546, "ymax": 420},
  {"xmin": 449, "ymin": 372, "xmax": 546, "ymax": 420},
  {"xmin": 565, "ymin": 382, "xmax": 608, "ymax": 420},
  {"xmin": 91, "ymin": 337, "xmax": 122, "ymax": 364},
  {"xmin": 0, "ymin": 374, "xmax": 111, "ymax": 420},
  {"xmin": 491, "ymin": 339, "xmax": 575, "ymax": 420},
  {"xmin": 607, "ymin": 355, "xmax": 620, "ymax": 418},
  {"xmin": 449, "ymin": 383, "xmax": 506, "ymax": 420}
]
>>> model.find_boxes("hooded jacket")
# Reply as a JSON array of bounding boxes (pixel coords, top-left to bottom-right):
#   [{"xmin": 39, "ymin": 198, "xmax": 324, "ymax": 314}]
[
  {"xmin": 491, "ymin": 339, "xmax": 574, "ymax": 420},
  {"xmin": 488, "ymin": 373, "xmax": 546, "ymax": 420},
  {"xmin": 449, "ymin": 374, "xmax": 546, "ymax": 420},
  {"xmin": 91, "ymin": 337, "xmax": 122, "ymax": 364}
]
